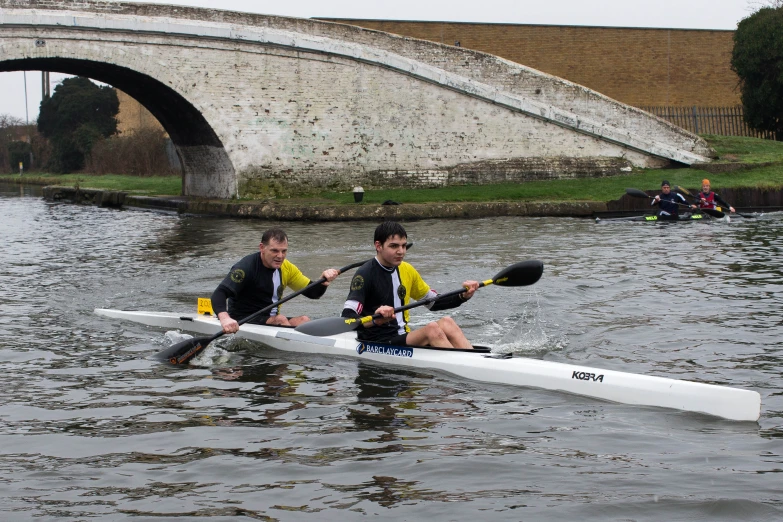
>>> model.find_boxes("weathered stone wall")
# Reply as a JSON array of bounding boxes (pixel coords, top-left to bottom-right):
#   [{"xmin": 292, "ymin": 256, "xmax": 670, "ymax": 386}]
[
  {"xmin": 1, "ymin": 1, "xmax": 715, "ymax": 199},
  {"xmin": 322, "ymin": 19, "xmax": 739, "ymax": 108}
]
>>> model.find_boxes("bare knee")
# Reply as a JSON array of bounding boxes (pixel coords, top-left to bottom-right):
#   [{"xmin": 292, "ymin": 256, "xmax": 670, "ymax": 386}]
[
  {"xmin": 438, "ymin": 316, "xmax": 458, "ymax": 329},
  {"xmin": 267, "ymin": 315, "xmax": 292, "ymax": 326},
  {"xmin": 289, "ymin": 315, "xmax": 310, "ymax": 327},
  {"xmin": 425, "ymin": 322, "xmax": 448, "ymax": 342}
]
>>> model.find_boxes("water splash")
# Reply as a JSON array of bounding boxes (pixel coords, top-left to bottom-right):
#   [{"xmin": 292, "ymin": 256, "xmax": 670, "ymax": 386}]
[
  {"xmin": 159, "ymin": 330, "xmax": 232, "ymax": 367},
  {"xmin": 189, "ymin": 335, "xmax": 232, "ymax": 367},
  {"xmin": 492, "ymin": 290, "xmax": 568, "ymax": 356},
  {"xmin": 163, "ymin": 330, "xmax": 193, "ymax": 346}
]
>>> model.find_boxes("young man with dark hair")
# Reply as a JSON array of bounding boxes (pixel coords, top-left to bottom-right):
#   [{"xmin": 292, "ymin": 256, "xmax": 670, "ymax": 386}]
[
  {"xmin": 212, "ymin": 227, "xmax": 339, "ymax": 333},
  {"xmin": 652, "ymin": 180, "xmax": 688, "ymax": 219},
  {"xmin": 342, "ymin": 221, "xmax": 479, "ymax": 349}
]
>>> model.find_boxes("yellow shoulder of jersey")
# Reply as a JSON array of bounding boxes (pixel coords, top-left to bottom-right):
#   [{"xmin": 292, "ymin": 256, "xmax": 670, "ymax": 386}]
[
  {"xmin": 399, "ymin": 262, "xmax": 430, "ymax": 301},
  {"xmin": 280, "ymin": 259, "xmax": 311, "ymax": 291}
]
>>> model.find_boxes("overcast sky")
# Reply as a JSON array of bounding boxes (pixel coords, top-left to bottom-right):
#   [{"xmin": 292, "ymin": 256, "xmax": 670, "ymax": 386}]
[{"xmin": 0, "ymin": 0, "xmax": 758, "ymax": 122}]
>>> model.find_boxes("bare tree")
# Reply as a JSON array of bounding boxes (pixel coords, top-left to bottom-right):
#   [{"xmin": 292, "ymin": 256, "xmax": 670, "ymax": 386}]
[{"xmin": 747, "ymin": 0, "xmax": 783, "ymax": 12}]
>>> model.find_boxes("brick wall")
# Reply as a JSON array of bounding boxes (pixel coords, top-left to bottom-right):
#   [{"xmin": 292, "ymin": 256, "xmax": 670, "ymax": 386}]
[
  {"xmin": 320, "ymin": 20, "xmax": 739, "ymax": 108},
  {"xmin": 115, "ymin": 89, "xmax": 164, "ymax": 135}
]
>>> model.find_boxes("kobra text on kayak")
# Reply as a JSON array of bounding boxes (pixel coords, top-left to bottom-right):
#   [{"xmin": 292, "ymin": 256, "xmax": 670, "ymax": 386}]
[{"xmin": 572, "ymin": 371, "xmax": 605, "ymax": 382}]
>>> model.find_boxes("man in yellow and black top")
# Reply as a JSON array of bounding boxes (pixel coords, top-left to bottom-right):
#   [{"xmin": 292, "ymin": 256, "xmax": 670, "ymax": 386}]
[
  {"xmin": 212, "ymin": 227, "xmax": 339, "ymax": 333},
  {"xmin": 342, "ymin": 221, "xmax": 479, "ymax": 349}
]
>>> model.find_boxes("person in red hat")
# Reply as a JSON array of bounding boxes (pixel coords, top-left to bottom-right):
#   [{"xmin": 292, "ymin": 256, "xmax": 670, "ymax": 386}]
[{"xmin": 691, "ymin": 179, "xmax": 736, "ymax": 214}]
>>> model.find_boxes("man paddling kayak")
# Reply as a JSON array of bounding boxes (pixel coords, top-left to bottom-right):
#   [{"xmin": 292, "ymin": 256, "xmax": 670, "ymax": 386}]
[
  {"xmin": 690, "ymin": 179, "xmax": 736, "ymax": 214},
  {"xmin": 341, "ymin": 221, "xmax": 479, "ymax": 349},
  {"xmin": 212, "ymin": 227, "xmax": 339, "ymax": 333},
  {"xmin": 652, "ymin": 180, "xmax": 688, "ymax": 219}
]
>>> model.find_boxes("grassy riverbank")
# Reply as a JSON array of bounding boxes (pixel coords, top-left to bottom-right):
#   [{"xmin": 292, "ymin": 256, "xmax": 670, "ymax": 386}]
[
  {"xmin": 0, "ymin": 173, "xmax": 181, "ymax": 195},
  {"xmin": 3, "ymin": 135, "xmax": 782, "ymax": 203},
  {"xmin": 321, "ymin": 135, "xmax": 783, "ymax": 204}
]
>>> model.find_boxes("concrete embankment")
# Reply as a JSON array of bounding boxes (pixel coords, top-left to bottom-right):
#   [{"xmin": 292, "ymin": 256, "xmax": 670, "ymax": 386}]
[
  {"xmin": 38, "ymin": 185, "xmax": 783, "ymax": 220},
  {"xmin": 41, "ymin": 186, "xmax": 608, "ymax": 220}
]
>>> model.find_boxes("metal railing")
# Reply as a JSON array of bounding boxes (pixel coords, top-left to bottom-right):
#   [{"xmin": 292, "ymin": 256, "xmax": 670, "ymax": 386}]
[{"xmin": 641, "ymin": 106, "xmax": 775, "ymax": 139}]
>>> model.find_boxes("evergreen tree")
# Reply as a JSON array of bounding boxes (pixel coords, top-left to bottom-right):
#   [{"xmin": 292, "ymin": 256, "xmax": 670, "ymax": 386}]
[
  {"xmin": 731, "ymin": 7, "xmax": 783, "ymax": 140},
  {"xmin": 37, "ymin": 77, "xmax": 119, "ymax": 172}
]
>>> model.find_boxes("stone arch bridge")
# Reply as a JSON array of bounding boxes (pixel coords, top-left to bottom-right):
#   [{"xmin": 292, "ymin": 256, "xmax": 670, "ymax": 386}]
[{"xmin": 0, "ymin": 0, "xmax": 714, "ymax": 198}]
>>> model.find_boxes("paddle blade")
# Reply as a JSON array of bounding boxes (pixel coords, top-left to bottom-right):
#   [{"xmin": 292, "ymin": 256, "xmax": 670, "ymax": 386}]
[
  {"xmin": 626, "ymin": 188, "xmax": 651, "ymax": 199},
  {"xmin": 295, "ymin": 316, "xmax": 361, "ymax": 337},
  {"xmin": 153, "ymin": 336, "xmax": 212, "ymax": 364},
  {"xmin": 701, "ymin": 208, "xmax": 725, "ymax": 219},
  {"xmin": 673, "ymin": 185, "xmax": 693, "ymax": 198},
  {"xmin": 491, "ymin": 260, "xmax": 544, "ymax": 287}
]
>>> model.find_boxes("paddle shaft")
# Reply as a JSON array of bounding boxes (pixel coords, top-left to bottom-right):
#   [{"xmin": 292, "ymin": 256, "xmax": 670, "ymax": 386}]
[
  {"xmin": 651, "ymin": 198, "xmax": 723, "ymax": 218},
  {"xmin": 236, "ymin": 260, "xmax": 368, "ymax": 327},
  {"xmin": 360, "ymin": 279, "xmax": 491, "ymax": 326},
  {"xmin": 294, "ymin": 259, "xmax": 544, "ymax": 337},
  {"xmin": 674, "ymin": 186, "xmax": 753, "ymax": 218},
  {"xmin": 626, "ymin": 188, "xmax": 724, "ymax": 218},
  {"xmin": 167, "ymin": 259, "xmax": 369, "ymax": 364}
]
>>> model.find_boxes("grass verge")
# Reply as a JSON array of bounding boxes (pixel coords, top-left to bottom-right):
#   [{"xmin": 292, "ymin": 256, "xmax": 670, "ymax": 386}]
[
  {"xmin": 0, "ymin": 173, "xmax": 181, "ymax": 195},
  {"xmin": 321, "ymin": 135, "xmax": 783, "ymax": 204}
]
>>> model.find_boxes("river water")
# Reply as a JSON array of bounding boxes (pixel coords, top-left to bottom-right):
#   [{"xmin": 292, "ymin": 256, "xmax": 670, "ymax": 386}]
[{"xmin": 1, "ymin": 182, "xmax": 781, "ymax": 521}]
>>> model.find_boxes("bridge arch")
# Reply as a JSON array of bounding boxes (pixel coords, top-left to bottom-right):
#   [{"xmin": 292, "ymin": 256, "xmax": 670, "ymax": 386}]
[
  {"xmin": 0, "ymin": 55, "xmax": 236, "ymax": 197},
  {"xmin": 0, "ymin": 1, "xmax": 715, "ymax": 198}
]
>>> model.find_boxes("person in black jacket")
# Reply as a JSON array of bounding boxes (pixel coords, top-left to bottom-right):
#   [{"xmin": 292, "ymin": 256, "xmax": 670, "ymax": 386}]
[
  {"xmin": 652, "ymin": 180, "xmax": 688, "ymax": 219},
  {"xmin": 342, "ymin": 221, "xmax": 479, "ymax": 349},
  {"xmin": 211, "ymin": 227, "xmax": 339, "ymax": 333}
]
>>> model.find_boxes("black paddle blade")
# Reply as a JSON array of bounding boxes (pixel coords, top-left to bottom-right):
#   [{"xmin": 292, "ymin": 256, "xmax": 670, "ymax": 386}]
[
  {"xmin": 701, "ymin": 208, "xmax": 725, "ymax": 219},
  {"xmin": 626, "ymin": 188, "xmax": 651, "ymax": 199},
  {"xmin": 153, "ymin": 336, "xmax": 212, "ymax": 364},
  {"xmin": 492, "ymin": 260, "xmax": 544, "ymax": 287},
  {"xmin": 295, "ymin": 316, "xmax": 361, "ymax": 337}
]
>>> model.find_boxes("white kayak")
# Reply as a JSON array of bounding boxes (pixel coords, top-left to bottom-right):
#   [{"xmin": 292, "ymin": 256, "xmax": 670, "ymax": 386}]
[{"xmin": 94, "ymin": 308, "xmax": 762, "ymax": 422}]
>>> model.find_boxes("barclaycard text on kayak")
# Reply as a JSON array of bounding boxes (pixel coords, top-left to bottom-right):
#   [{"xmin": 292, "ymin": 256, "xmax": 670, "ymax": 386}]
[{"xmin": 357, "ymin": 342, "xmax": 414, "ymax": 358}]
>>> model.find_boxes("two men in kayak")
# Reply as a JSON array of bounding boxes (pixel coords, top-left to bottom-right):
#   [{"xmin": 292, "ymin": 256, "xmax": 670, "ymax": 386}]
[
  {"xmin": 212, "ymin": 222, "xmax": 478, "ymax": 349},
  {"xmin": 341, "ymin": 221, "xmax": 478, "ymax": 349},
  {"xmin": 211, "ymin": 227, "xmax": 339, "ymax": 333}
]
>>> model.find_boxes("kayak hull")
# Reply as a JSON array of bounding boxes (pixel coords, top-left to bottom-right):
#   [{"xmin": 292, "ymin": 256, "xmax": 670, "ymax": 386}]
[
  {"xmin": 595, "ymin": 213, "xmax": 722, "ymax": 223},
  {"xmin": 95, "ymin": 308, "xmax": 761, "ymax": 422}
]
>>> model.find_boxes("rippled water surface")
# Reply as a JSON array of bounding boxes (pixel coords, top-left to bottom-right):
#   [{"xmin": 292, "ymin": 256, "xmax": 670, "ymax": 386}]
[{"xmin": 1, "ymin": 183, "xmax": 782, "ymax": 521}]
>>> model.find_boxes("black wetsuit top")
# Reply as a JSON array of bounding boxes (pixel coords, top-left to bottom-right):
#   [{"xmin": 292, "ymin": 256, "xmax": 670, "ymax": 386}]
[
  {"xmin": 211, "ymin": 253, "xmax": 325, "ymax": 324},
  {"xmin": 653, "ymin": 192, "xmax": 688, "ymax": 217},
  {"xmin": 341, "ymin": 258, "xmax": 465, "ymax": 343}
]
